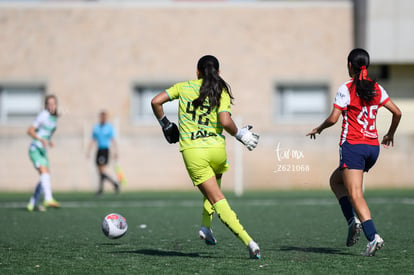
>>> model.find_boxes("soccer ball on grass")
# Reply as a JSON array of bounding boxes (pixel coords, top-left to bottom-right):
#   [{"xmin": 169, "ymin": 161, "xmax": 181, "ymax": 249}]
[{"xmin": 102, "ymin": 213, "xmax": 128, "ymax": 239}]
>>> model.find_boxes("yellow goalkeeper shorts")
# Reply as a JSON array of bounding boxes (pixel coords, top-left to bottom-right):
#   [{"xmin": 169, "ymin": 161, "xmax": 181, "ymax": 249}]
[{"xmin": 181, "ymin": 147, "xmax": 229, "ymax": 186}]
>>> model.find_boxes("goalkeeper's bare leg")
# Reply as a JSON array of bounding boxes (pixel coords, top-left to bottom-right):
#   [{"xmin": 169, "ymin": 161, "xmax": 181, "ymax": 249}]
[{"xmin": 199, "ymin": 175, "xmax": 222, "ymax": 245}]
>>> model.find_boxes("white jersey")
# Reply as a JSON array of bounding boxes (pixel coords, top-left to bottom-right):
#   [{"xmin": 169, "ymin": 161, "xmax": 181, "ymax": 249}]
[{"xmin": 30, "ymin": 110, "xmax": 57, "ymax": 149}]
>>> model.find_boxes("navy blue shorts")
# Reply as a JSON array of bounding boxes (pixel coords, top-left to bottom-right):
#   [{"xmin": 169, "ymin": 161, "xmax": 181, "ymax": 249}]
[{"xmin": 339, "ymin": 141, "xmax": 379, "ymax": 172}]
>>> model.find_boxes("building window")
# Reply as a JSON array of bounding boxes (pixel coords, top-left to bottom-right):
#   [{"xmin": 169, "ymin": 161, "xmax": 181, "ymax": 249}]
[
  {"xmin": 0, "ymin": 85, "xmax": 45, "ymax": 124},
  {"xmin": 132, "ymin": 84, "xmax": 178, "ymax": 124},
  {"xmin": 275, "ymin": 84, "xmax": 329, "ymax": 122}
]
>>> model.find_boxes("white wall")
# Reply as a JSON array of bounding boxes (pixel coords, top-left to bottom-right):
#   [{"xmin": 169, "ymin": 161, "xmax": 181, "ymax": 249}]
[{"xmin": 366, "ymin": 0, "xmax": 414, "ymax": 63}]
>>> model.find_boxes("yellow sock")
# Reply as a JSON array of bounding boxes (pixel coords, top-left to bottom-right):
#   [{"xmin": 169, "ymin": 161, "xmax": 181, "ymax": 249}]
[
  {"xmin": 201, "ymin": 197, "xmax": 214, "ymax": 227},
  {"xmin": 213, "ymin": 199, "xmax": 252, "ymax": 246}
]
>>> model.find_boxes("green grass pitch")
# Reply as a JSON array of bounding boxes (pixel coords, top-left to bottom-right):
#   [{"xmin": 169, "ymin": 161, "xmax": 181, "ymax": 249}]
[{"xmin": 1, "ymin": 190, "xmax": 413, "ymax": 274}]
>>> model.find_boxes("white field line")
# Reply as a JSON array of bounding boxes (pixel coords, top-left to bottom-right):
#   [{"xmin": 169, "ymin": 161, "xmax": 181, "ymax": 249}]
[{"xmin": 1, "ymin": 198, "xmax": 413, "ymax": 209}]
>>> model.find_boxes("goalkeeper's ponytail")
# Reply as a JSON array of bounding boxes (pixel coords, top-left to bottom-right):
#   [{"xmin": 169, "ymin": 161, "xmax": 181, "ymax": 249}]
[{"xmin": 193, "ymin": 55, "xmax": 234, "ymax": 110}]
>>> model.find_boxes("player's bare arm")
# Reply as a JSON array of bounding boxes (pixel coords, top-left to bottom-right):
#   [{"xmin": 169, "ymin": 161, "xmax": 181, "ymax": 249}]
[
  {"xmin": 151, "ymin": 91, "xmax": 179, "ymax": 144},
  {"xmin": 86, "ymin": 139, "xmax": 96, "ymax": 158},
  {"xmin": 218, "ymin": 112, "xmax": 238, "ymax": 136},
  {"xmin": 219, "ymin": 112, "xmax": 259, "ymax": 151},
  {"xmin": 381, "ymin": 100, "xmax": 402, "ymax": 147},
  {"xmin": 27, "ymin": 125, "xmax": 48, "ymax": 148},
  {"xmin": 151, "ymin": 91, "xmax": 169, "ymax": 119},
  {"xmin": 307, "ymin": 107, "xmax": 341, "ymax": 139}
]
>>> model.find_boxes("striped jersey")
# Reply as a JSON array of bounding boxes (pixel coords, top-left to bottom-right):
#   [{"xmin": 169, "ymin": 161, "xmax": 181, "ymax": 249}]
[
  {"xmin": 30, "ymin": 110, "xmax": 57, "ymax": 149},
  {"xmin": 333, "ymin": 80, "xmax": 390, "ymax": 145},
  {"xmin": 165, "ymin": 79, "xmax": 232, "ymax": 151}
]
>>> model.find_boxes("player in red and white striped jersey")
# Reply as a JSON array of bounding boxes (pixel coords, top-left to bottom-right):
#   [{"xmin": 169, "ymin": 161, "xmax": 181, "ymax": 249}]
[{"xmin": 307, "ymin": 48, "xmax": 402, "ymax": 256}]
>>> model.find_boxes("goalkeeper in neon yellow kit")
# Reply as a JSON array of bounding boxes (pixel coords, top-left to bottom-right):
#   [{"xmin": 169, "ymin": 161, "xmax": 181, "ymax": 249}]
[{"xmin": 151, "ymin": 55, "xmax": 261, "ymax": 259}]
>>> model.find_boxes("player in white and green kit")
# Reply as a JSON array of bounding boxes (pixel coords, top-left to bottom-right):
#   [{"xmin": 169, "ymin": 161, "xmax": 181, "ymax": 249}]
[
  {"xmin": 152, "ymin": 55, "xmax": 261, "ymax": 259},
  {"xmin": 27, "ymin": 95, "xmax": 60, "ymax": 211}
]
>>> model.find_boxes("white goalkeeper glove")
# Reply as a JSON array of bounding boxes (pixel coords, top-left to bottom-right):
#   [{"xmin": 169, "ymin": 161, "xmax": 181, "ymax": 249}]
[{"xmin": 235, "ymin": 125, "xmax": 259, "ymax": 151}]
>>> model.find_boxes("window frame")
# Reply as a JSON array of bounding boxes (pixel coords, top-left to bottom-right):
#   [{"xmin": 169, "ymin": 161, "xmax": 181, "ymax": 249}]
[
  {"xmin": 274, "ymin": 83, "xmax": 330, "ymax": 123},
  {"xmin": 131, "ymin": 83, "xmax": 179, "ymax": 125},
  {"xmin": 0, "ymin": 83, "xmax": 46, "ymax": 125}
]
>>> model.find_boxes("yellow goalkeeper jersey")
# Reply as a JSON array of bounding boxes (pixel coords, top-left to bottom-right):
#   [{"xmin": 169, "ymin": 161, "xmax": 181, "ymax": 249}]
[{"xmin": 165, "ymin": 79, "xmax": 232, "ymax": 151}]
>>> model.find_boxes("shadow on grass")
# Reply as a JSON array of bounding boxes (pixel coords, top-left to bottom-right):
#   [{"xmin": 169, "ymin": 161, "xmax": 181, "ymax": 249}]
[
  {"xmin": 113, "ymin": 249, "xmax": 204, "ymax": 258},
  {"xmin": 280, "ymin": 246, "xmax": 354, "ymax": 256}
]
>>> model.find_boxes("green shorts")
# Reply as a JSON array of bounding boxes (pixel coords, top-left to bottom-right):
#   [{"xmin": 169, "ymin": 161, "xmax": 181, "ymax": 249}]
[
  {"xmin": 29, "ymin": 145, "xmax": 49, "ymax": 169},
  {"xmin": 181, "ymin": 147, "xmax": 229, "ymax": 186}
]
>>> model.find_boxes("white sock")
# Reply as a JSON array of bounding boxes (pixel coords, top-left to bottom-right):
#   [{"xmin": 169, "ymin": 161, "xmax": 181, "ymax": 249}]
[{"xmin": 40, "ymin": 173, "xmax": 53, "ymax": 201}]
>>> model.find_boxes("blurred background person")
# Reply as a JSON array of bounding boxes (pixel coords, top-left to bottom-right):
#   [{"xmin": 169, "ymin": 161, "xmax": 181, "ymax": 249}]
[
  {"xmin": 27, "ymin": 94, "xmax": 60, "ymax": 211},
  {"xmin": 87, "ymin": 111, "xmax": 120, "ymax": 195}
]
